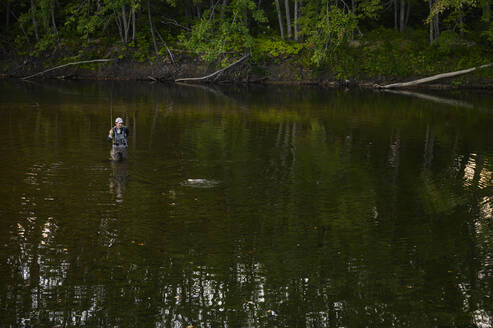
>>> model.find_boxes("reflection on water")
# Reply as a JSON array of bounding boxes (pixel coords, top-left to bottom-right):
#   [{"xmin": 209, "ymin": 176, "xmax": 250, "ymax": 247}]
[
  {"xmin": 0, "ymin": 80, "xmax": 493, "ymax": 327},
  {"xmin": 110, "ymin": 160, "xmax": 128, "ymax": 202}
]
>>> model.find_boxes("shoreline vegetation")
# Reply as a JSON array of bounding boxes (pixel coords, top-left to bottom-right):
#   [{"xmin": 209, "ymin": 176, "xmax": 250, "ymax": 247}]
[{"xmin": 2, "ymin": 1, "xmax": 493, "ymax": 89}]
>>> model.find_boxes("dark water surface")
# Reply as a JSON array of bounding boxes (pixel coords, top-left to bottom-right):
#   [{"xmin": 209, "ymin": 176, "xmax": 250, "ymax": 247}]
[{"xmin": 1, "ymin": 80, "xmax": 493, "ymax": 328}]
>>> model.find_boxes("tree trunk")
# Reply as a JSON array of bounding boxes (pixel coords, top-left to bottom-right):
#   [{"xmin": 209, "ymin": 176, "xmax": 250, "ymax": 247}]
[
  {"xmin": 121, "ymin": 4, "xmax": 128, "ymax": 43},
  {"xmin": 185, "ymin": 0, "xmax": 192, "ymax": 19},
  {"xmin": 351, "ymin": 0, "xmax": 355, "ymax": 39},
  {"xmin": 31, "ymin": 0, "xmax": 40, "ymax": 42},
  {"xmin": 429, "ymin": 0, "xmax": 433, "ymax": 43},
  {"xmin": 481, "ymin": 0, "xmax": 490, "ymax": 22},
  {"xmin": 114, "ymin": 9, "xmax": 124, "ymax": 43},
  {"xmin": 21, "ymin": 59, "xmax": 116, "ymax": 80},
  {"xmin": 294, "ymin": 0, "xmax": 298, "ymax": 41},
  {"xmin": 380, "ymin": 63, "xmax": 493, "ymax": 88},
  {"xmin": 243, "ymin": 2, "xmax": 248, "ymax": 28},
  {"xmin": 210, "ymin": 0, "xmax": 215, "ymax": 20},
  {"xmin": 147, "ymin": 0, "xmax": 159, "ymax": 56},
  {"xmin": 405, "ymin": 0, "xmax": 411, "ymax": 27},
  {"xmin": 51, "ymin": 0, "xmax": 57, "ymax": 35},
  {"xmin": 434, "ymin": 14, "xmax": 440, "ymax": 40},
  {"xmin": 428, "ymin": 0, "xmax": 440, "ymax": 41},
  {"xmin": 458, "ymin": 7, "xmax": 464, "ymax": 38},
  {"xmin": 6, "ymin": 0, "xmax": 10, "ymax": 27},
  {"xmin": 285, "ymin": 0, "xmax": 292, "ymax": 39},
  {"xmin": 156, "ymin": 30, "xmax": 175, "ymax": 64},
  {"xmin": 196, "ymin": 3, "xmax": 202, "ymax": 19},
  {"xmin": 298, "ymin": 1, "xmax": 303, "ymax": 41},
  {"xmin": 274, "ymin": 0, "xmax": 285, "ymax": 39},
  {"xmin": 132, "ymin": 2, "xmax": 136, "ymax": 41},
  {"xmin": 220, "ymin": 0, "xmax": 228, "ymax": 19},
  {"xmin": 399, "ymin": 0, "xmax": 406, "ymax": 32},
  {"xmin": 175, "ymin": 54, "xmax": 250, "ymax": 83},
  {"xmin": 394, "ymin": 0, "xmax": 398, "ymax": 30}
]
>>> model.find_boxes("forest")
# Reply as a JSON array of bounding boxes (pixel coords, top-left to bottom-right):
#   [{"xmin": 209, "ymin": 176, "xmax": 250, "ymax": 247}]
[{"xmin": 1, "ymin": 0, "xmax": 493, "ymax": 82}]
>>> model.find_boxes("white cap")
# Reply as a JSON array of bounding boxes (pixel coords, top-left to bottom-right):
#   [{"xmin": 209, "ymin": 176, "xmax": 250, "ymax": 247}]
[{"xmin": 115, "ymin": 117, "xmax": 123, "ymax": 123}]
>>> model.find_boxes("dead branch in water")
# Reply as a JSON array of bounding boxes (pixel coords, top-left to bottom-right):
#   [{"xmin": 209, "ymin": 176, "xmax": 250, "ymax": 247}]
[
  {"xmin": 21, "ymin": 58, "xmax": 115, "ymax": 80},
  {"xmin": 175, "ymin": 54, "xmax": 250, "ymax": 83},
  {"xmin": 379, "ymin": 63, "xmax": 493, "ymax": 89}
]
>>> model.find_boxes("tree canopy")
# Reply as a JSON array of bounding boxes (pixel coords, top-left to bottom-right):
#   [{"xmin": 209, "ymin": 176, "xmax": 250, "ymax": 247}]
[{"xmin": 1, "ymin": 0, "xmax": 493, "ymax": 77}]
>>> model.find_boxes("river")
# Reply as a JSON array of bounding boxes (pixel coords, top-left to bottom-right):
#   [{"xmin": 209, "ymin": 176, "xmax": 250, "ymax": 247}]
[{"xmin": 0, "ymin": 80, "xmax": 492, "ymax": 327}]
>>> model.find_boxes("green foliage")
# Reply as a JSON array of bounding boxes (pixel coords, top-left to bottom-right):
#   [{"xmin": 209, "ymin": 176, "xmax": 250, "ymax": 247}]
[
  {"xmin": 428, "ymin": 0, "xmax": 476, "ymax": 23},
  {"xmin": 14, "ymin": 34, "xmax": 29, "ymax": 56},
  {"xmin": 65, "ymin": 1, "xmax": 105, "ymax": 40},
  {"xmin": 253, "ymin": 38, "xmax": 303, "ymax": 60},
  {"xmin": 132, "ymin": 32, "xmax": 152, "ymax": 62},
  {"xmin": 181, "ymin": 0, "xmax": 264, "ymax": 62},
  {"xmin": 306, "ymin": 5, "xmax": 357, "ymax": 66},
  {"xmin": 298, "ymin": 0, "xmax": 381, "ymax": 67},
  {"xmin": 31, "ymin": 34, "xmax": 59, "ymax": 56},
  {"xmin": 355, "ymin": 0, "xmax": 382, "ymax": 19},
  {"xmin": 481, "ymin": 21, "xmax": 493, "ymax": 43},
  {"xmin": 323, "ymin": 27, "xmax": 493, "ymax": 80},
  {"xmin": 433, "ymin": 30, "xmax": 465, "ymax": 55},
  {"xmin": 1, "ymin": 0, "xmax": 493, "ymax": 82}
]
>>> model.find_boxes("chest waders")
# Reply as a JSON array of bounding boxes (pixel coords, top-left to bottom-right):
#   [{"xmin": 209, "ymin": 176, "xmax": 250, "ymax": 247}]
[{"xmin": 111, "ymin": 127, "xmax": 128, "ymax": 161}]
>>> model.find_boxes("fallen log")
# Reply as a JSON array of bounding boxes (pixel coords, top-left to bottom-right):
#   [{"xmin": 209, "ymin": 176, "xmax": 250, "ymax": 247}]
[
  {"xmin": 21, "ymin": 58, "xmax": 115, "ymax": 80},
  {"xmin": 380, "ymin": 63, "xmax": 493, "ymax": 89},
  {"xmin": 175, "ymin": 54, "xmax": 250, "ymax": 83}
]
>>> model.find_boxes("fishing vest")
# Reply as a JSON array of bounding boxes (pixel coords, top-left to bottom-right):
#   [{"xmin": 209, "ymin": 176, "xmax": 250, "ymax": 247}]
[{"xmin": 113, "ymin": 127, "xmax": 128, "ymax": 147}]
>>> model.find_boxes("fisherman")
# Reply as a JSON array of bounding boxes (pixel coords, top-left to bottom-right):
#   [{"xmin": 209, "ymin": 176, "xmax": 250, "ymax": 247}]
[{"xmin": 108, "ymin": 117, "xmax": 129, "ymax": 161}]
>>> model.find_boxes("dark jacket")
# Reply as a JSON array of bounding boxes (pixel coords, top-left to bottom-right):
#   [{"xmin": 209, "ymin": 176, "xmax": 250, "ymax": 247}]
[{"xmin": 108, "ymin": 126, "xmax": 130, "ymax": 146}]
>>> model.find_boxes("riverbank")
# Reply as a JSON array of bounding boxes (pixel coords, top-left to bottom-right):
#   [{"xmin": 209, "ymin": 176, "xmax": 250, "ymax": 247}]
[{"xmin": 2, "ymin": 47, "xmax": 493, "ymax": 90}]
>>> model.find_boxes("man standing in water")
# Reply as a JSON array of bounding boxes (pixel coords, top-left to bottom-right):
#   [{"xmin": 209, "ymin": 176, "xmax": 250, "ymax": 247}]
[{"xmin": 108, "ymin": 117, "xmax": 130, "ymax": 161}]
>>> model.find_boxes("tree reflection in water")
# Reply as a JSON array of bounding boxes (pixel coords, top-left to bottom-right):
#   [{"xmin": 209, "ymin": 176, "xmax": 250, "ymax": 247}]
[{"xmin": 0, "ymin": 81, "xmax": 492, "ymax": 327}]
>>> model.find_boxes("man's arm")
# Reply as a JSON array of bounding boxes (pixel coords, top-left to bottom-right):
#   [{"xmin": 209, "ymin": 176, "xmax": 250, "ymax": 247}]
[{"xmin": 108, "ymin": 128, "xmax": 114, "ymax": 142}]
